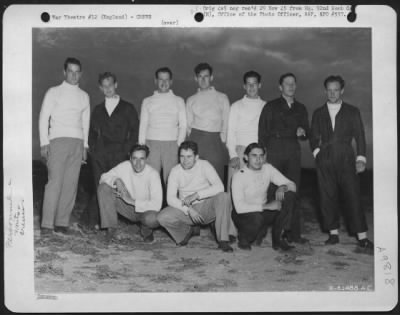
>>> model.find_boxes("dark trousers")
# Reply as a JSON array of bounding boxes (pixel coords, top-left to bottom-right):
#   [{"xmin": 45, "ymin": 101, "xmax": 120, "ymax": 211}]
[
  {"xmin": 267, "ymin": 141, "xmax": 302, "ymax": 239},
  {"xmin": 188, "ymin": 129, "xmax": 229, "ymax": 187},
  {"xmin": 316, "ymin": 145, "xmax": 367, "ymax": 233},
  {"xmin": 232, "ymin": 191, "xmax": 295, "ymax": 246},
  {"xmin": 80, "ymin": 149, "xmax": 127, "ymax": 227}
]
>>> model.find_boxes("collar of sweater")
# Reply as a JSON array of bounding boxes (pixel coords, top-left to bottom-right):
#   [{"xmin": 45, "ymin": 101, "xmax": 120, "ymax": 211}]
[
  {"xmin": 153, "ymin": 90, "xmax": 175, "ymax": 97},
  {"xmin": 242, "ymin": 95, "xmax": 262, "ymax": 103},
  {"xmin": 326, "ymin": 100, "xmax": 343, "ymax": 108},
  {"xmin": 197, "ymin": 86, "xmax": 216, "ymax": 93},
  {"xmin": 62, "ymin": 80, "xmax": 79, "ymax": 89}
]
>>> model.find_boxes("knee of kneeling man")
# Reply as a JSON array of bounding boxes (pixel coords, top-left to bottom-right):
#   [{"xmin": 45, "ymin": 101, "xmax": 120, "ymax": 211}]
[
  {"xmin": 98, "ymin": 183, "xmax": 112, "ymax": 194},
  {"xmin": 215, "ymin": 191, "xmax": 229, "ymax": 201}
]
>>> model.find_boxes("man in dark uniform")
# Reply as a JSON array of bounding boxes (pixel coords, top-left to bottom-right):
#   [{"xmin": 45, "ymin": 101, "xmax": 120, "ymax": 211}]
[
  {"xmin": 310, "ymin": 75, "xmax": 373, "ymax": 250},
  {"xmin": 258, "ymin": 73, "xmax": 309, "ymax": 244},
  {"xmin": 80, "ymin": 72, "xmax": 139, "ymax": 229}
]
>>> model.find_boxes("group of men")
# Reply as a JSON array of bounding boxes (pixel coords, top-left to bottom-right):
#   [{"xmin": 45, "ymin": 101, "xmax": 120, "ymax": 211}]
[{"xmin": 38, "ymin": 57, "xmax": 373, "ymax": 254}]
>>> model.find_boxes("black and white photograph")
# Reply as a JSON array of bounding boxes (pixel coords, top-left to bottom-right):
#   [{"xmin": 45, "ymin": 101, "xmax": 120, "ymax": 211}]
[{"xmin": 3, "ymin": 4, "xmax": 397, "ymax": 312}]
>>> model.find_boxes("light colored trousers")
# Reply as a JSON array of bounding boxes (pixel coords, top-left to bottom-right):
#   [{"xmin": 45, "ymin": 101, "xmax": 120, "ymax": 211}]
[
  {"xmin": 227, "ymin": 145, "xmax": 246, "ymax": 194},
  {"xmin": 97, "ymin": 183, "xmax": 159, "ymax": 237},
  {"xmin": 157, "ymin": 192, "xmax": 233, "ymax": 244},
  {"xmin": 146, "ymin": 140, "xmax": 178, "ymax": 185},
  {"xmin": 41, "ymin": 137, "xmax": 83, "ymax": 228}
]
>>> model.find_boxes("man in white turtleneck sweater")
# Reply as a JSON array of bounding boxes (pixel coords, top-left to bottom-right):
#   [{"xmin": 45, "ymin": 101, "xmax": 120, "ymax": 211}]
[
  {"xmin": 139, "ymin": 67, "xmax": 187, "ymax": 186},
  {"xmin": 227, "ymin": 70, "xmax": 266, "ymax": 191},
  {"xmin": 39, "ymin": 57, "xmax": 90, "ymax": 235},
  {"xmin": 310, "ymin": 75, "xmax": 373, "ymax": 252}
]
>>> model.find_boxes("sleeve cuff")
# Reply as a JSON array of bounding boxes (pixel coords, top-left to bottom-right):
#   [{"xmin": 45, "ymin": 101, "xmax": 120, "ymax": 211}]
[
  {"xmin": 313, "ymin": 148, "xmax": 320, "ymax": 158},
  {"xmin": 356, "ymin": 156, "xmax": 367, "ymax": 163}
]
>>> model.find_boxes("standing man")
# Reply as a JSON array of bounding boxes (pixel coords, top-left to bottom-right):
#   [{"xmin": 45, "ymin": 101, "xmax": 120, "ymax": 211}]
[
  {"xmin": 81, "ymin": 72, "xmax": 139, "ymax": 230},
  {"xmin": 98, "ymin": 144, "xmax": 162, "ymax": 242},
  {"xmin": 186, "ymin": 63, "xmax": 230, "ymax": 184},
  {"xmin": 310, "ymin": 75, "xmax": 373, "ymax": 250},
  {"xmin": 227, "ymin": 70, "xmax": 266, "ymax": 191},
  {"xmin": 39, "ymin": 57, "xmax": 90, "ymax": 235},
  {"xmin": 157, "ymin": 141, "xmax": 234, "ymax": 252},
  {"xmin": 139, "ymin": 67, "xmax": 186, "ymax": 186},
  {"xmin": 258, "ymin": 73, "xmax": 309, "ymax": 244},
  {"xmin": 231, "ymin": 143, "xmax": 297, "ymax": 251}
]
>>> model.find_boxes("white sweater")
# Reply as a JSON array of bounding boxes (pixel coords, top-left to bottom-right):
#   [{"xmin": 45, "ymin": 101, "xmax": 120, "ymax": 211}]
[
  {"xmin": 139, "ymin": 90, "xmax": 187, "ymax": 144},
  {"xmin": 167, "ymin": 159, "xmax": 224, "ymax": 214},
  {"xmin": 232, "ymin": 164, "xmax": 296, "ymax": 214},
  {"xmin": 100, "ymin": 162, "xmax": 162, "ymax": 213},
  {"xmin": 227, "ymin": 95, "xmax": 266, "ymax": 158},
  {"xmin": 39, "ymin": 81, "xmax": 90, "ymax": 147}
]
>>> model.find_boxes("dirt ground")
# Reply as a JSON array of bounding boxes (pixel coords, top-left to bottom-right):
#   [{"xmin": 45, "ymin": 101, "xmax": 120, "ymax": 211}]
[{"xmin": 33, "ymin": 166, "xmax": 374, "ymax": 293}]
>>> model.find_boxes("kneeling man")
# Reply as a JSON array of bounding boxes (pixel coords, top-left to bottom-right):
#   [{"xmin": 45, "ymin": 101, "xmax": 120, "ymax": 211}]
[
  {"xmin": 158, "ymin": 141, "xmax": 234, "ymax": 252},
  {"xmin": 232, "ymin": 143, "xmax": 297, "ymax": 251},
  {"xmin": 98, "ymin": 144, "xmax": 162, "ymax": 242}
]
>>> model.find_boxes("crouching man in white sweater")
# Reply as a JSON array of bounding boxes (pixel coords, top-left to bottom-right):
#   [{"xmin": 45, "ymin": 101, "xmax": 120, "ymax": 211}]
[
  {"xmin": 231, "ymin": 143, "xmax": 297, "ymax": 251},
  {"xmin": 98, "ymin": 144, "xmax": 162, "ymax": 242},
  {"xmin": 158, "ymin": 141, "xmax": 234, "ymax": 252}
]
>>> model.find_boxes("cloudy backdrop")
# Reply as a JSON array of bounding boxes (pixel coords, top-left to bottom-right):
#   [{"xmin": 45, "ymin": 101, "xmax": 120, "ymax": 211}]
[{"xmin": 32, "ymin": 27, "xmax": 372, "ymax": 168}]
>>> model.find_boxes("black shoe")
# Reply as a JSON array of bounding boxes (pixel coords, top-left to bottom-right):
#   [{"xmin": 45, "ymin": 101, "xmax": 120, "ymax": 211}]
[
  {"xmin": 143, "ymin": 233, "xmax": 154, "ymax": 243},
  {"xmin": 325, "ymin": 234, "xmax": 339, "ymax": 245},
  {"xmin": 273, "ymin": 238, "xmax": 295, "ymax": 251},
  {"xmin": 54, "ymin": 226, "xmax": 70, "ymax": 235},
  {"xmin": 358, "ymin": 238, "xmax": 374, "ymax": 250},
  {"xmin": 218, "ymin": 241, "xmax": 234, "ymax": 252},
  {"xmin": 292, "ymin": 236, "xmax": 309, "ymax": 244},
  {"xmin": 238, "ymin": 242, "xmax": 252, "ymax": 250},
  {"xmin": 229, "ymin": 235, "xmax": 237, "ymax": 244},
  {"xmin": 178, "ymin": 227, "xmax": 195, "ymax": 246},
  {"xmin": 41, "ymin": 227, "xmax": 53, "ymax": 236}
]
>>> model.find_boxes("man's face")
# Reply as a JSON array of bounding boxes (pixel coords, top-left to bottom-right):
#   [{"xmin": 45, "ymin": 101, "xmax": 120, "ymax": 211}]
[
  {"xmin": 64, "ymin": 63, "xmax": 82, "ymax": 85},
  {"xmin": 100, "ymin": 77, "xmax": 118, "ymax": 98},
  {"xmin": 195, "ymin": 69, "xmax": 213, "ymax": 90},
  {"xmin": 326, "ymin": 81, "xmax": 344, "ymax": 103},
  {"xmin": 155, "ymin": 71, "xmax": 172, "ymax": 93},
  {"xmin": 244, "ymin": 76, "xmax": 261, "ymax": 99},
  {"xmin": 130, "ymin": 150, "xmax": 147, "ymax": 173},
  {"xmin": 246, "ymin": 148, "xmax": 265, "ymax": 171},
  {"xmin": 179, "ymin": 149, "xmax": 198, "ymax": 170},
  {"xmin": 279, "ymin": 76, "xmax": 296, "ymax": 98}
]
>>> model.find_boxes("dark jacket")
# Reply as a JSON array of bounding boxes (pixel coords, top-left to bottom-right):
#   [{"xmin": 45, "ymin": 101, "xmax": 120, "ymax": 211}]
[
  {"xmin": 88, "ymin": 98, "xmax": 139, "ymax": 158},
  {"xmin": 310, "ymin": 102, "xmax": 366, "ymax": 156},
  {"xmin": 258, "ymin": 96, "xmax": 309, "ymax": 150}
]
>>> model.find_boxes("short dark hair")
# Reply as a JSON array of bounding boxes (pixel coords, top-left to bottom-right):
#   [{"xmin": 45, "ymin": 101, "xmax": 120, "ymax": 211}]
[
  {"xmin": 98, "ymin": 72, "xmax": 117, "ymax": 85},
  {"xmin": 155, "ymin": 67, "xmax": 173, "ymax": 79},
  {"xmin": 243, "ymin": 143, "xmax": 266, "ymax": 163},
  {"xmin": 129, "ymin": 144, "xmax": 150, "ymax": 158},
  {"xmin": 243, "ymin": 70, "xmax": 261, "ymax": 84},
  {"xmin": 279, "ymin": 73, "xmax": 296, "ymax": 85},
  {"xmin": 64, "ymin": 57, "xmax": 82, "ymax": 71},
  {"xmin": 324, "ymin": 75, "xmax": 345, "ymax": 89},
  {"xmin": 194, "ymin": 63, "xmax": 213, "ymax": 76},
  {"xmin": 178, "ymin": 141, "xmax": 199, "ymax": 156}
]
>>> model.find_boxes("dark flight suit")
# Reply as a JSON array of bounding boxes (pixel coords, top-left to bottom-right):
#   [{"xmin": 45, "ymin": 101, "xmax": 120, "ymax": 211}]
[
  {"xmin": 258, "ymin": 96, "xmax": 309, "ymax": 240},
  {"xmin": 80, "ymin": 99, "xmax": 139, "ymax": 227},
  {"xmin": 310, "ymin": 102, "xmax": 367, "ymax": 233}
]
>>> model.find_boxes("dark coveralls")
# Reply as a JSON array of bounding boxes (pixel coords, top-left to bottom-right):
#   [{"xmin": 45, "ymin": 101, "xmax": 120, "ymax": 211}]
[
  {"xmin": 310, "ymin": 102, "xmax": 367, "ymax": 233},
  {"xmin": 258, "ymin": 96, "xmax": 309, "ymax": 240},
  {"xmin": 80, "ymin": 99, "xmax": 139, "ymax": 227}
]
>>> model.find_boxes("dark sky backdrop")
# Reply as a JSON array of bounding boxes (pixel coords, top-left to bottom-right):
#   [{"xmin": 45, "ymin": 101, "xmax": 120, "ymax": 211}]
[{"xmin": 32, "ymin": 27, "xmax": 372, "ymax": 168}]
